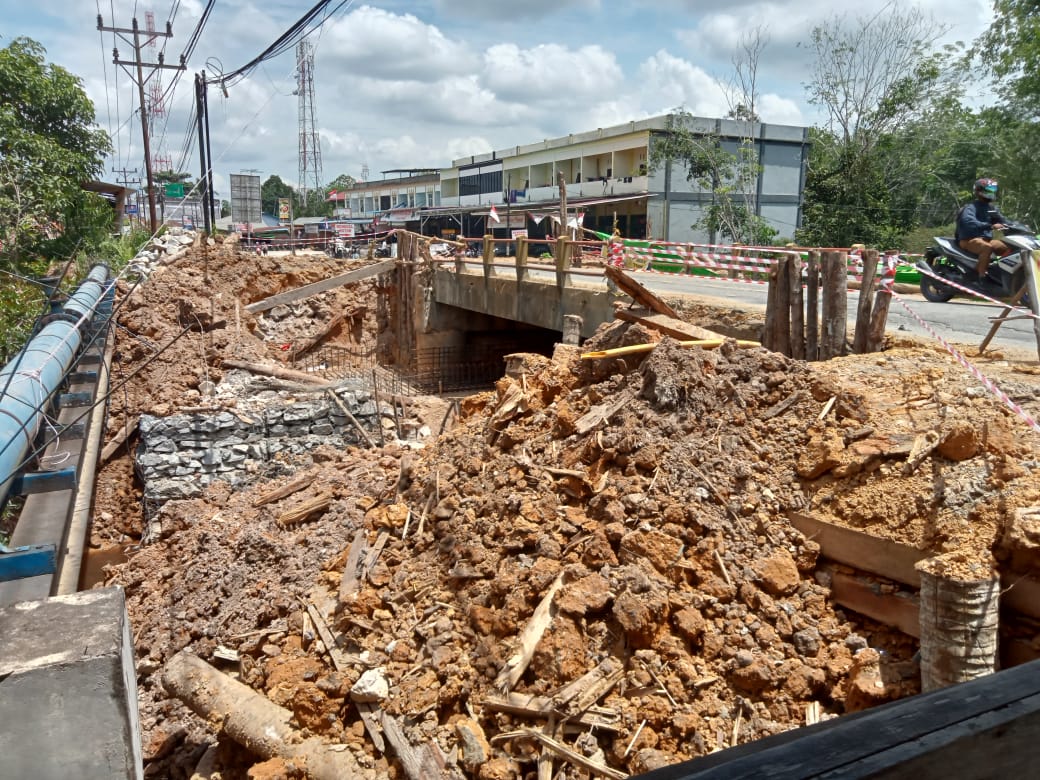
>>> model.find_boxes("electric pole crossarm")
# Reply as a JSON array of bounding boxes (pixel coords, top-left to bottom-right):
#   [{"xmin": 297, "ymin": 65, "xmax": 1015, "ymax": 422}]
[
  {"xmin": 96, "ymin": 14, "xmax": 183, "ymax": 234},
  {"xmin": 113, "ymin": 60, "xmax": 186, "ymax": 71}
]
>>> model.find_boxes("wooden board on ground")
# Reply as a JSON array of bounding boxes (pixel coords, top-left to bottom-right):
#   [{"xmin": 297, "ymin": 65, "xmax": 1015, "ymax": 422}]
[
  {"xmin": 246, "ymin": 260, "xmax": 395, "ymax": 314},
  {"xmin": 829, "ymin": 570, "xmax": 920, "ymax": 638},
  {"xmin": 648, "ymin": 657, "xmax": 1040, "ymax": 779},
  {"xmin": 605, "ymin": 266, "xmax": 678, "ymax": 318},
  {"xmin": 788, "ymin": 511, "xmax": 926, "ymax": 587},
  {"xmin": 614, "ymin": 306, "xmax": 727, "ymax": 343}
]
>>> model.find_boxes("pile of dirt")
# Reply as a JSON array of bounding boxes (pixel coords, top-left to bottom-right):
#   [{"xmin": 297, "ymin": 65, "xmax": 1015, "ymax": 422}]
[{"xmin": 91, "ymin": 236, "xmax": 1040, "ymax": 778}]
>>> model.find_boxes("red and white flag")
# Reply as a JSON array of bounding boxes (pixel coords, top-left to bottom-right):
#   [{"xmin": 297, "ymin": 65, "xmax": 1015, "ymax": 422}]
[{"xmin": 488, "ymin": 204, "xmax": 501, "ymax": 224}]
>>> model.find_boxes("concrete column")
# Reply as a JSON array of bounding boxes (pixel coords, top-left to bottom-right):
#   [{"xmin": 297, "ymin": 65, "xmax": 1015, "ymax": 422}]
[{"xmin": 0, "ymin": 586, "xmax": 143, "ymax": 779}]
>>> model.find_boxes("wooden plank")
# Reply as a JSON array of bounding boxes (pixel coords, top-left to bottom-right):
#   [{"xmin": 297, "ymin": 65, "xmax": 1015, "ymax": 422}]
[
  {"xmin": 100, "ymin": 416, "xmax": 139, "ymax": 464},
  {"xmin": 495, "ymin": 574, "xmax": 564, "ymax": 692},
  {"xmin": 1000, "ymin": 573, "xmax": 1040, "ymax": 620},
  {"xmin": 613, "ymin": 307, "xmax": 726, "ymax": 342},
  {"xmin": 789, "ymin": 512, "xmax": 1040, "ymax": 622},
  {"xmin": 829, "ymin": 571, "xmax": 920, "ymax": 638},
  {"xmin": 820, "ymin": 251, "xmax": 848, "ymax": 359},
  {"xmin": 806, "ymin": 250, "xmax": 820, "ymax": 361},
  {"xmin": 337, "ymin": 529, "xmax": 368, "ymax": 606},
  {"xmin": 774, "ymin": 257, "xmax": 792, "ymax": 356},
  {"xmin": 853, "ymin": 249, "xmax": 879, "ymax": 353},
  {"xmin": 574, "ymin": 391, "xmax": 634, "ymax": 435},
  {"xmin": 245, "ymin": 260, "xmax": 395, "ymax": 314},
  {"xmin": 644, "ymin": 660, "xmax": 1040, "ymax": 779},
  {"xmin": 483, "ymin": 692, "xmax": 621, "ymax": 732},
  {"xmin": 604, "ymin": 266, "xmax": 678, "ymax": 317},
  {"xmin": 787, "ymin": 512, "xmax": 926, "ymax": 586},
  {"xmin": 789, "ymin": 255, "xmax": 805, "ymax": 360}
]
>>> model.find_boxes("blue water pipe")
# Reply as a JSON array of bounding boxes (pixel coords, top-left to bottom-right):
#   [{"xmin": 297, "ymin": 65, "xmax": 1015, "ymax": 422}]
[{"xmin": 0, "ymin": 264, "xmax": 110, "ymax": 503}]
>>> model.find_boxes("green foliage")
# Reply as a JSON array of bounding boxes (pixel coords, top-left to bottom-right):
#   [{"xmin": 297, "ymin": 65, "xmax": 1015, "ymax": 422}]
[
  {"xmin": 0, "ymin": 38, "xmax": 111, "ymax": 267},
  {"xmin": 899, "ymin": 223, "xmax": 956, "ymax": 254},
  {"xmin": 797, "ymin": 9, "xmax": 971, "ymax": 248},
  {"xmin": 261, "ymin": 175, "xmax": 295, "ymax": 217},
  {"xmin": 983, "ymin": 0, "xmax": 1040, "ymax": 118},
  {"xmin": 92, "ymin": 227, "xmax": 151, "ymax": 274},
  {"xmin": 0, "ymin": 260, "xmax": 47, "ymax": 365},
  {"xmin": 326, "ymin": 173, "xmax": 357, "ymax": 192},
  {"xmin": 649, "ymin": 109, "xmax": 775, "ymax": 245}
]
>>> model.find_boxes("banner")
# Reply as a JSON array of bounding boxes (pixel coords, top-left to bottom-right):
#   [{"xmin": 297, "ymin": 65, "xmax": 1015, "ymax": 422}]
[{"xmin": 278, "ymin": 198, "xmax": 291, "ymax": 221}]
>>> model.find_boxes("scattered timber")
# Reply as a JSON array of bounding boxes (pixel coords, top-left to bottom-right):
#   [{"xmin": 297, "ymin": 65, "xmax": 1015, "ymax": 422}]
[
  {"xmin": 162, "ymin": 651, "xmax": 363, "ymax": 780},
  {"xmin": 245, "ymin": 260, "xmax": 395, "ymax": 314}
]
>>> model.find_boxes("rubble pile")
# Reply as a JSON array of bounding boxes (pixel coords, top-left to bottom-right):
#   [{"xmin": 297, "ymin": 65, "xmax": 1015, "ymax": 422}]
[{"xmin": 92, "ymin": 237, "xmax": 1040, "ymax": 778}]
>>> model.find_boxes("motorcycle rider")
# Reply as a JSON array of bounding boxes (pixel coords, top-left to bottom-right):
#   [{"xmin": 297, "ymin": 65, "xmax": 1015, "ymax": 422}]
[{"xmin": 956, "ymin": 178, "xmax": 1010, "ymax": 280}]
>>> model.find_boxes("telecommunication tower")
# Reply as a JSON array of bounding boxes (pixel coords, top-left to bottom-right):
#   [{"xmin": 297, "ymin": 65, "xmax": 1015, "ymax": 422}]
[
  {"xmin": 296, "ymin": 40, "xmax": 322, "ymax": 202},
  {"xmin": 144, "ymin": 11, "xmax": 169, "ymax": 173},
  {"xmin": 361, "ymin": 163, "xmax": 369, "ymax": 184}
]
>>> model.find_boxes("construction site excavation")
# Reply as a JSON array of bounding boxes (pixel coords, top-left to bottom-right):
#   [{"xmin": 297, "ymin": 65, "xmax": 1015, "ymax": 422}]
[{"xmin": 40, "ymin": 230, "xmax": 1040, "ymax": 778}]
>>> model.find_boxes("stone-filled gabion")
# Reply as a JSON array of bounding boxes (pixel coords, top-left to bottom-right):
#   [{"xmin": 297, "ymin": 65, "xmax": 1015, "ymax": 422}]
[{"xmin": 136, "ymin": 390, "xmax": 392, "ymax": 503}]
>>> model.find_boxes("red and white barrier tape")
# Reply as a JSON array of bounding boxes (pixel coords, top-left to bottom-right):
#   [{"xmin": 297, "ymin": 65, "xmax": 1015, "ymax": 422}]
[
  {"xmin": 913, "ymin": 261, "xmax": 1038, "ymax": 321},
  {"xmin": 885, "ymin": 280, "xmax": 1040, "ymax": 433}
]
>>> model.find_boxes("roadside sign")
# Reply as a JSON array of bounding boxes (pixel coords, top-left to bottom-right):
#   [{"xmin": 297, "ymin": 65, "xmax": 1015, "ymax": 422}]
[
  {"xmin": 125, "ymin": 204, "xmax": 139, "ymax": 215},
  {"xmin": 164, "ymin": 182, "xmax": 185, "ymax": 198}
]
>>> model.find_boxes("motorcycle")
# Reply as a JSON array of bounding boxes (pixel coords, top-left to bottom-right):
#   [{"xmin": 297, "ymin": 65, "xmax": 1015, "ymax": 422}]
[{"xmin": 918, "ymin": 220, "xmax": 1040, "ymax": 304}]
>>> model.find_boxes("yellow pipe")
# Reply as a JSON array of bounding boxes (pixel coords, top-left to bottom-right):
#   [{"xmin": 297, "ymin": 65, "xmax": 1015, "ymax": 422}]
[{"xmin": 580, "ymin": 339, "xmax": 759, "ymax": 360}]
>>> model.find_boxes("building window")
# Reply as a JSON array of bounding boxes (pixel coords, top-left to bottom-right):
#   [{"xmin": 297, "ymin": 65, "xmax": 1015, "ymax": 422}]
[{"xmin": 460, "ymin": 170, "xmax": 502, "ymax": 197}]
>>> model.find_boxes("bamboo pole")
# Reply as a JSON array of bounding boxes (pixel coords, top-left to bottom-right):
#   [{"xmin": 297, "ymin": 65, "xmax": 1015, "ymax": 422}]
[{"xmin": 580, "ymin": 339, "xmax": 760, "ymax": 360}]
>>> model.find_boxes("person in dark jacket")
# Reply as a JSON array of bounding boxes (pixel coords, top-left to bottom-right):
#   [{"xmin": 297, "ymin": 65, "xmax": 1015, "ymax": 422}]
[{"xmin": 956, "ymin": 178, "xmax": 1009, "ymax": 279}]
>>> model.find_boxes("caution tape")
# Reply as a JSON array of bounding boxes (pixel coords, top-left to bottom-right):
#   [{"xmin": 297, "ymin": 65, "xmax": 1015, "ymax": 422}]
[
  {"xmin": 885, "ymin": 280, "xmax": 1040, "ymax": 434},
  {"xmin": 913, "ymin": 261, "xmax": 1039, "ymax": 321}
]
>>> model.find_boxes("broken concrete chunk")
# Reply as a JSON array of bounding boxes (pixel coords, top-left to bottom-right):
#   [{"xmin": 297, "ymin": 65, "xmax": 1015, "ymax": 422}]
[{"xmin": 350, "ymin": 668, "xmax": 389, "ymax": 703}]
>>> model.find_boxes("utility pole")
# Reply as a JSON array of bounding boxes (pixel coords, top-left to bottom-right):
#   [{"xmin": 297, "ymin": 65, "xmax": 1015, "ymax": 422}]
[
  {"xmin": 194, "ymin": 73, "xmax": 211, "ymax": 234},
  {"xmin": 112, "ymin": 167, "xmax": 141, "ymax": 229},
  {"xmin": 97, "ymin": 15, "xmax": 185, "ymax": 234}
]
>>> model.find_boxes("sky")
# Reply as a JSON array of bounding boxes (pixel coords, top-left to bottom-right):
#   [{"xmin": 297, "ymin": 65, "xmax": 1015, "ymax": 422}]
[{"xmin": 3, "ymin": 0, "xmax": 994, "ymax": 200}]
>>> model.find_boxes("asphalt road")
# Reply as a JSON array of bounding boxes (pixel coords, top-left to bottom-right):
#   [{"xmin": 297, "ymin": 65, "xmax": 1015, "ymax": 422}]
[{"xmin": 630, "ymin": 270, "xmax": 1040, "ymax": 359}]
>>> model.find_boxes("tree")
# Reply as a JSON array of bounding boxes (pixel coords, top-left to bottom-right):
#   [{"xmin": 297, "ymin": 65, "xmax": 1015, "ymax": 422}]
[
  {"xmin": 797, "ymin": 7, "xmax": 963, "ymax": 247},
  {"xmin": 261, "ymin": 175, "xmax": 295, "ymax": 217},
  {"xmin": 0, "ymin": 38, "xmax": 111, "ymax": 268},
  {"xmin": 650, "ymin": 109, "xmax": 777, "ymax": 245},
  {"xmin": 977, "ymin": 2, "xmax": 1040, "ymax": 221},
  {"xmin": 983, "ymin": 0, "xmax": 1040, "ymax": 117},
  {"xmin": 221, "ymin": 200, "xmax": 231, "ymax": 218},
  {"xmin": 326, "ymin": 173, "xmax": 357, "ymax": 193}
]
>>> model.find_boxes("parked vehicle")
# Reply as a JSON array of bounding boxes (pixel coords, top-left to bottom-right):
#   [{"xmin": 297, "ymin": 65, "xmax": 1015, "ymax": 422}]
[{"xmin": 918, "ymin": 221, "xmax": 1040, "ymax": 303}]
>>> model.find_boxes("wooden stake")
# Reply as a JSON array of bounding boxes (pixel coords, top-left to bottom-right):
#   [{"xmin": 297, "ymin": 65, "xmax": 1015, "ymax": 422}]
[{"xmin": 495, "ymin": 574, "xmax": 564, "ymax": 692}]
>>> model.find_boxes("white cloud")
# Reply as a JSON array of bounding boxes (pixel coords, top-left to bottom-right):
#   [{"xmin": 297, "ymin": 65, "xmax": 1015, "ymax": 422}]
[
  {"xmin": 5, "ymin": 0, "xmax": 992, "ymax": 189},
  {"xmin": 321, "ymin": 6, "xmax": 479, "ymax": 81},
  {"xmin": 482, "ymin": 43, "xmax": 623, "ymax": 105},
  {"xmin": 637, "ymin": 50, "xmax": 728, "ymax": 117}
]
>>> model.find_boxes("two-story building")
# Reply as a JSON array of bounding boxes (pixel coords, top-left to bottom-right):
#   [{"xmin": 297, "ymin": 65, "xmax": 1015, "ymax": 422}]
[{"xmin": 327, "ymin": 113, "xmax": 809, "ymax": 245}]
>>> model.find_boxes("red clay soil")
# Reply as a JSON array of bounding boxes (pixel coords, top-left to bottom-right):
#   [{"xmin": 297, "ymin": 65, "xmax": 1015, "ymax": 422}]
[{"xmin": 87, "ymin": 234, "xmax": 1040, "ymax": 778}]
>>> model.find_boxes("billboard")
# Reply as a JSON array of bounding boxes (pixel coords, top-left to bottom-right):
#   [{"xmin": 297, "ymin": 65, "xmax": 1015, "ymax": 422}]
[
  {"xmin": 278, "ymin": 198, "xmax": 291, "ymax": 221},
  {"xmin": 230, "ymin": 173, "xmax": 262, "ymax": 225}
]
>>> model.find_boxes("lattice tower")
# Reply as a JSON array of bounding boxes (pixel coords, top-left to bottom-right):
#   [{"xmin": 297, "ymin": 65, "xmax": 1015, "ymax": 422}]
[
  {"xmin": 145, "ymin": 10, "xmax": 168, "ymax": 173},
  {"xmin": 296, "ymin": 40, "xmax": 322, "ymax": 202}
]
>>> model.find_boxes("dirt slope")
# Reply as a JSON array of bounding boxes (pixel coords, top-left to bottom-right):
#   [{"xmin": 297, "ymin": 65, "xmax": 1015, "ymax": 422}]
[{"xmin": 91, "ymin": 235, "xmax": 1040, "ymax": 778}]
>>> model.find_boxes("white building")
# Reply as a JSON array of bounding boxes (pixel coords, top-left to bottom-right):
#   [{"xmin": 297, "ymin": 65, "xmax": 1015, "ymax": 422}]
[{"xmin": 329, "ymin": 113, "xmax": 809, "ymax": 244}]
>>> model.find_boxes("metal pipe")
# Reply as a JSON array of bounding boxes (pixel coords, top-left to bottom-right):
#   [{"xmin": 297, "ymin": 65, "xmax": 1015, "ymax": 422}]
[{"xmin": 0, "ymin": 265, "xmax": 110, "ymax": 502}]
